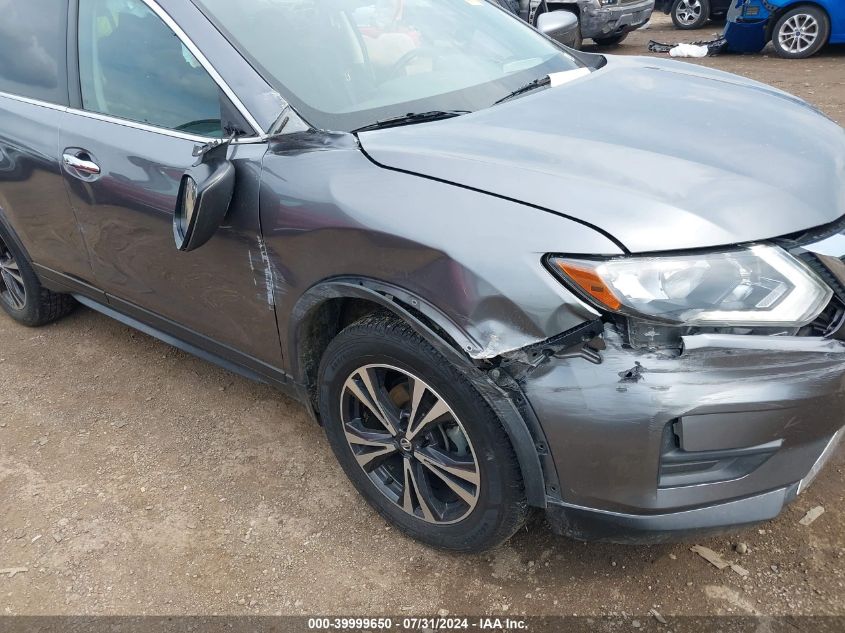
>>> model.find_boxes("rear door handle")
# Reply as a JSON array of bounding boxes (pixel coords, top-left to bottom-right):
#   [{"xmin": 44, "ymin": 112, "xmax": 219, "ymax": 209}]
[{"xmin": 62, "ymin": 152, "xmax": 101, "ymax": 177}]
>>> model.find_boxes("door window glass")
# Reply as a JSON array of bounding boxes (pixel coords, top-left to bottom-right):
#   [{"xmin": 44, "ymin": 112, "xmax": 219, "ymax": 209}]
[
  {"xmin": 78, "ymin": 0, "xmax": 226, "ymax": 136},
  {"xmin": 0, "ymin": 0, "xmax": 68, "ymax": 105}
]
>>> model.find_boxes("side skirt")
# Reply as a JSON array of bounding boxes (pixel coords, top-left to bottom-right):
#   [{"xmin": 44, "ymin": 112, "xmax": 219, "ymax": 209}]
[{"xmin": 34, "ymin": 263, "xmax": 304, "ymax": 404}]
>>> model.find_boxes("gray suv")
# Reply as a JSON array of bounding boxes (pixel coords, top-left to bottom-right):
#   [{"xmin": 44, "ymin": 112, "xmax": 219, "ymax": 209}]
[{"xmin": 2, "ymin": 0, "xmax": 844, "ymax": 552}]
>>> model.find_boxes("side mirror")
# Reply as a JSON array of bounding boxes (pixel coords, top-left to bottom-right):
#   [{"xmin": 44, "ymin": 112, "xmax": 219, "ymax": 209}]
[
  {"xmin": 173, "ymin": 158, "xmax": 235, "ymax": 252},
  {"xmin": 536, "ymin": 11, "xmax": 580, "ymax": 48}
]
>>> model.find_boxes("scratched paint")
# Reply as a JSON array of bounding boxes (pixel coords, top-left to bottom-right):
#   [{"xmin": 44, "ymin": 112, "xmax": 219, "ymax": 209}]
[{"xmin": 256, "ymin": 235, "xmax": 275, "ymax": 309}]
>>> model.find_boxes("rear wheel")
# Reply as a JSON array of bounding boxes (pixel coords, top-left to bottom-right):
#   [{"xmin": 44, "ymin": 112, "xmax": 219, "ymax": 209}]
[
  {"xmin": 772, "ymin": 6, "xmax": 830, "ymax": 59},
  {"xmin": 318, "ymin": 314, "xmax": 528, "ymax": 552},
  {"xmin": 671, "ymin": 0, "xmax": 710, "ymax": 29},
  {"xmin": 592, "ymin": 32, "xmax": 628, "ymax": 46},
  {"xmin": 0, "ymin": 224, "xmax": 75, "ymax": 326}
]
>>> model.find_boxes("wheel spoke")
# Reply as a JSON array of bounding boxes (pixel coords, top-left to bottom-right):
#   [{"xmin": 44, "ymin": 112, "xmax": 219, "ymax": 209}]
[
  {"xmin": 344, "ymin": 419, "xmax": 397, "ymax": 470},
  {"xmin": 354, "ymin": 443, "xmax": 398, "ymax": 470},
  {"xmin": 5, "ymin": 268, "xmax": 23, "ymax": 285},
  {"xmin": 406, "ymin": 375, "xmax": 427, "ymax": 434},
  {"xmin": 344, "ymin": 368, "xmax": 398, "ymax": 436},
  {"xmin": 0, "ymin": 268, "xmax": 23, "ymax": 292},
  {"xmin": 406, "ymin": 397, "xmax": 450, "ymax": 441},
  {"xmin": 416, "ymin": 446, "xmax": 480, "ymax": 486},
  {"xmin": 416, "ymin": 451, "xmax": 478, "ymax": 506},
  {"xmin": 344, "ymin": 421, "xmax": 394, "ymax": 448},
  {"xmin": 1, "ymin": 269, "xmax": 24, "ymax": 304},
  {"xmin": 402, "ymin": 458, "xmax": 436, "ymax": 521}
]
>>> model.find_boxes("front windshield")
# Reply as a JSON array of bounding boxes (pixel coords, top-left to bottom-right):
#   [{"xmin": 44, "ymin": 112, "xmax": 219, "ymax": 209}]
[{"xmin": 193, "ymin": 0, "xmax": 583, "ymax": 131}]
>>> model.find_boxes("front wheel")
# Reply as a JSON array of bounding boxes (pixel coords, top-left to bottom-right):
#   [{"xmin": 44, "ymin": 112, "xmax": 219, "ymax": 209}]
[
  {"xmin": 772, "ymin": 6, "xmax": 830, "ymax": 59},
  {"xmin": 671, "ymin": 0, "xmax": 710, "ymax": 29},
  {"xmin": 318, "ymin": 315, "xmax": 529, "ymax": 552}
]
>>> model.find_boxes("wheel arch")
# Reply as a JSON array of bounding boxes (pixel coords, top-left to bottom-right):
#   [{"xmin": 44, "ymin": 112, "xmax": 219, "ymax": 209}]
[
  {"xmin": 0, "ymin": 209, "xmax": 34, "ymax": 265},
  {"xmin": 289, "ymin": 277, "xmax": 557, "ymax": 507}
]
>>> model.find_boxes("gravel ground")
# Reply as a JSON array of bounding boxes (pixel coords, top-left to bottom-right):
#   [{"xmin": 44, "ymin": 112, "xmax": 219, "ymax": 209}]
[{"xmin": 1, "ymin": 13, "xmax": 844, "ymax": 621}]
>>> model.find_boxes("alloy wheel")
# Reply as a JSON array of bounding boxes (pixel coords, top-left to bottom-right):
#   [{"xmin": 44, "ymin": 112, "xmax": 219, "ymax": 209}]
[
  {"xmin": 675, "ymin": 0, "xmax": 703, "ymax": 26},
  {"xmin": 340, "ymin": 364, "xmax": 480, "ymax": 524},
  {"xmin": 0, "ymin": 237, "xmax": 25, "ymax": 310},
  {"xmin": 778, "ymin": 14, "xmax": 820, "ymax": 55}
]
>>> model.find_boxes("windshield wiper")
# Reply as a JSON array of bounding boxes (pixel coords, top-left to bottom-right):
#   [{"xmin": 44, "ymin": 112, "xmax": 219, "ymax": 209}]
[
  {"xmin": 494, "ymin": 75, "xmax": 551, "ymax": 105},
  {"xmin": 352, "ymin": 110, "xmax": 471, "ymax": 134}
]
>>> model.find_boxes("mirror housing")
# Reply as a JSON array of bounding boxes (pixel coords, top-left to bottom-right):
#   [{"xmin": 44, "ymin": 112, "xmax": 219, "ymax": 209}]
[
  {"xmin": 536, "ymin": 11, "xmax": 580, "ymax": 48},
  {"xmin": 173, "ymin": 158, "xmax": 235, "ymax": 252}
]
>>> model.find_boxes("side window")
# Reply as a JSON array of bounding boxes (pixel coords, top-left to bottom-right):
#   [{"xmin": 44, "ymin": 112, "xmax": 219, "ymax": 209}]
[
  {"xmin": 78, "ymin": 0, "xmax": 227, "ymax": 137},
  {"xmin": 0, "ymin": 0, "xmax": 68, "ymax": 104}
]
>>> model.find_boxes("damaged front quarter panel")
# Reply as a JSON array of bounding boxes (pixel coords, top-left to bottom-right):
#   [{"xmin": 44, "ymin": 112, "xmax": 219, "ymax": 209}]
[{"xmin": 261, "ymin": 136, "xmax": 622, "ymax": 369}]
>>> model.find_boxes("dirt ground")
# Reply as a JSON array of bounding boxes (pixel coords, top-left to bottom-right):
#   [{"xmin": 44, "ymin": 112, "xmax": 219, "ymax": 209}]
[{"xmin": 1, "ymin": 13, "xmax": 844, "ymax": 622}]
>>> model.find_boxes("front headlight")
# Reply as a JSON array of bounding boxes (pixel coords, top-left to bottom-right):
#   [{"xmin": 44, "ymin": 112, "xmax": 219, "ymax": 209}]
[{"xmin": 550, "ymin": 244, "xmax": 832, "ymax": 327}]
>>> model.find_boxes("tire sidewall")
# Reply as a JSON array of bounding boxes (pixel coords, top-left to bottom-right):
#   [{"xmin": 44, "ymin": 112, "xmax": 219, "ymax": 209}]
[
  {"xmin": 772, "ymin": 7, "xmax": 830, "ymax": 59},
  {"xmin": 318, "ymin": 320, "xmax": 522, "ymax": 551}
]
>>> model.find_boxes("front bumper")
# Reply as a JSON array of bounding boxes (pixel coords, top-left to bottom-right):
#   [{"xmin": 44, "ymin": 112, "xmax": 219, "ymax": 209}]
[
  {"xmin": 546, "ymin": 484, "xmax": 800, "ymax": 544},
  {"xmin": 580, "ymin": 0, "xmax": 655, "ymax": 40},
  {"xmin": 523, "ymin": 329, "xmax": 845, "ymax": 542}
]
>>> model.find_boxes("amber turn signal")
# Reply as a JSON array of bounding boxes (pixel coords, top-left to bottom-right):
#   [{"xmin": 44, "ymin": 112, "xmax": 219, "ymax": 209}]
[{"xmin": 555, "ymin": 261, "xmax": 622, "ymax": 311}]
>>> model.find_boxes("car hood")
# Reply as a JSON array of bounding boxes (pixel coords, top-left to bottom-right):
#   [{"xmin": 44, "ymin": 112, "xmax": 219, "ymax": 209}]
[{"xmin": 358, "ymin": 55, "xmax": 845, "ymax": 253}]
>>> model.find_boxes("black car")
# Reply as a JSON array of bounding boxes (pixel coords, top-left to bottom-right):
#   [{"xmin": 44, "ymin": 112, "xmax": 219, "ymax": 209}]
[{"xmin": 656, "ymin": 0, "xmax": 732, "ymax": 29}]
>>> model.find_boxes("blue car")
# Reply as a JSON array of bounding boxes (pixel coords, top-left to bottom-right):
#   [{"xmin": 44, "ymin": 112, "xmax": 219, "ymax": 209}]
[{"xmin": 726, "ymin": 0, "xmax": 845, "ymax": 58}]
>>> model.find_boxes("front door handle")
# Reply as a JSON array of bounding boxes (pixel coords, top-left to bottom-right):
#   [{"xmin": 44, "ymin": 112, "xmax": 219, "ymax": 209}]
[{"xmin": 62, "ymin": 152, "xmax": 101, "ymax": 177}]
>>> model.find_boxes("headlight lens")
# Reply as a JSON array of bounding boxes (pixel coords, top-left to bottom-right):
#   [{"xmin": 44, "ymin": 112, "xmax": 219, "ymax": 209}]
[{"xmin": 550, "ymin": 245, "xmax": 832, "ymax": 327}]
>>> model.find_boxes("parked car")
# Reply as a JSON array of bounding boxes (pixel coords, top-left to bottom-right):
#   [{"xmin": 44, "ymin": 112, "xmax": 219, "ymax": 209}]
[
  {"xmin": 3, "ymin": 0, "xmax": 845, "ymax": 553},
  {"xmin": 655, "ymin": 0, "xmax": 731, "ymax": 30},
  {"xmin": 516, "ymin": 0, "xmax": 655, "ymax": 46},
  {"xmin": 725, "ymin": 0, "xmax": 845, "ymax": 58},
  {"xmin": 490, "ymin": 0, "xmax": 582, "ymax": 48}
]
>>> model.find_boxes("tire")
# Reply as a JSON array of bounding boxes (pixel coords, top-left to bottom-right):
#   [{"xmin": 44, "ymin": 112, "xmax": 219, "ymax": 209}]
[
  {"xmin": 771, "ymin": 6, "xmax": 830, "ymax": 59},
  {"xmin": 0, "ymin": 223, "xmax": 75, "ymax": 327},
  {"xmin": 671, "ymin": 0, "xmax": 710, "ymax": 29},
  {"xmin": 592, "ymin": 32, "xmax": 628, "ymax": 47},
  {"xmin": 572, "ymin": 24, "xmax": 583, "ymax": 50},
  {"xmin": 318, "ymin": 314, "xmax": 529, "ymax": 552}
]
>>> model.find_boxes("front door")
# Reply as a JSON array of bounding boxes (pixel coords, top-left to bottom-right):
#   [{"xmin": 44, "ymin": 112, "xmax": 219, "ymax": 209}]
[{"xmin": 60, "ymin": 0, "xmax": 282, "ymax": 370}]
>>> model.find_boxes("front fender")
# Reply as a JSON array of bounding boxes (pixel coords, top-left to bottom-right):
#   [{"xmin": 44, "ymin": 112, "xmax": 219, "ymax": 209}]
[{"xmin": 289, "ymin": 278, "xmax": 557, "ymax": 507}]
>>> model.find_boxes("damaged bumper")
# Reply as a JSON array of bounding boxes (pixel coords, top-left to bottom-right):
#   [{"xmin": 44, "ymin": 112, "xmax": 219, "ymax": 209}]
[
  {"xmin": 522, "ymin": 329, "xmax": 845, "ymax": 543},
  {"xmin": 580, "ymin": 0, "xmax": 655, "ymax": 40},
  {"xmin": 723, "ymin": 0, "xmax": 773, "ymax": 53}
]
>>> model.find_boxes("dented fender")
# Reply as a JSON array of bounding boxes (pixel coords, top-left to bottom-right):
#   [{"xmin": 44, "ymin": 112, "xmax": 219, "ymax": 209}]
[{"xmin": 258, "ymin": 131, "xmax": 619, "ymax": 369}]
